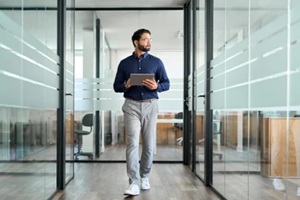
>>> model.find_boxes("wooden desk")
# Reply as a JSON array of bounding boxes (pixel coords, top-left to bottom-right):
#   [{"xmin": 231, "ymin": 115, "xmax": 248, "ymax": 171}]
[
  {"xmin": 122, "ymin": 114, "xmax": 183, "ymax": 154},
  {"xmin": 154, "ymin": 115, "xmax": 183, "ymax": 154},
  {"xmin": 157, "ymin": 118, "xmax": 183, "ymax": 144}
]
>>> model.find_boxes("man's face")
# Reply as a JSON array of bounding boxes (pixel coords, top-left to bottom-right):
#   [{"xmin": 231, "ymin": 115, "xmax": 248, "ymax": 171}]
[{"xmin": 137, "ymin": 33, "xmax": 152, "ymax": 52}]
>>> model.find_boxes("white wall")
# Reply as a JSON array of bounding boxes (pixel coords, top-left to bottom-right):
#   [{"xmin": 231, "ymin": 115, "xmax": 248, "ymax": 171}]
[{"xmin": 83, "ymin": 30, "xmax": 94, "ymax": 78}]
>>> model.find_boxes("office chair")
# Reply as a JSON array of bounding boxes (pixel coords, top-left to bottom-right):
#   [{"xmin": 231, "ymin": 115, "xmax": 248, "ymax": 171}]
[
  {"xmin": 198, "ymin": 119, "xmax": 223, "ymax": 160},
  {"xmin": 174, "ymin": 112, "xmax": 183, "ymax": 145},
  {"xmin": 74, "ymin": 113, "xmax": 93, "ymax": 160},
  {"xmin": 212, "ymin": 120, "xmax": 223, "ymax": 159}
]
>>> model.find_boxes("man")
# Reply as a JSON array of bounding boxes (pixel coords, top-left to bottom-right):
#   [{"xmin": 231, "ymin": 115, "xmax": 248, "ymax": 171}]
[{"xmin": 113, "ymin": 28, "xmax": 170, "ymax": 196}]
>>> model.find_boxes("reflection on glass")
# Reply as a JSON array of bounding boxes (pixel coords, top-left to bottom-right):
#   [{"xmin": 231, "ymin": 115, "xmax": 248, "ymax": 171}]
[
  {"xmin": 210, "ymin": 0, "xmax": 300, "ymax": 199},
  {"xmin": 0, "ymin": 108, "xmax": 57, "ymax": 199},
  {"xmin": 0, "ymin": 2, "xmax": 60, "ymax": 198}
]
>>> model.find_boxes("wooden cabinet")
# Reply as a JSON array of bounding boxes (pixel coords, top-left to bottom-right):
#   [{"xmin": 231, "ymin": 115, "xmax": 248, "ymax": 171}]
[
  {"xmin": 243, "ymin": 112, "xmax": 261, "ymax": 148},
  {"xmin": 66, "ymin": 114, "xmax": 74, "ymax": 144},
  {"xmin": 261, "ymin": 118, "xmax": 300, "ymax": 177},
  {"xmin": 195, "ymin": 115, "xmax": 204, "ymax": 141},
  {"xmin": 223, "ymin": 115, "xmax": 238, "ymax": 148}
]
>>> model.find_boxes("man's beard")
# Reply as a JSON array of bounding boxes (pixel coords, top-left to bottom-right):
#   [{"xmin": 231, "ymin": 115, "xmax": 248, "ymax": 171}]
[{"xmin": 138, "ymin": 44, "xmax": 150, "ymax": 52}]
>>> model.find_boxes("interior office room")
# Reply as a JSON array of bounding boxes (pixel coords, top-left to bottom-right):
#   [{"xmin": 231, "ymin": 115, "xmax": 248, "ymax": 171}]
[{"xmin": 0, "ymin": 0, "xmax": 300, "ymax": 200}]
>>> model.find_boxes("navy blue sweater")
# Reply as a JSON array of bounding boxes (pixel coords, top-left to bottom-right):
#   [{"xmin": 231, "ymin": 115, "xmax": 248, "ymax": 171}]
[{"xmin": 113, "ymin": 52, "xmax": 170, "ymax": 100}]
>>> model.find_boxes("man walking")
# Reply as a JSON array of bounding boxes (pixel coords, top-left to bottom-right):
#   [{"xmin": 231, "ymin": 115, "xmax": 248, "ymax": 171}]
[{"xmin": 113, "ymin": 28, "xmax": 170, "ymax": 196}]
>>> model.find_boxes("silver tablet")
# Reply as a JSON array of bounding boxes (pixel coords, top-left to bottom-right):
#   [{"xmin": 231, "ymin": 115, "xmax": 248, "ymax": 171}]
[{"xmin": 130, "ymin": 73, "xmax": 154, "ymax": 86}]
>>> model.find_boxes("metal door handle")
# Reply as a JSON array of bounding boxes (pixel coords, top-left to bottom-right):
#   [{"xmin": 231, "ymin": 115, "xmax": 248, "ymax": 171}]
[{"xmin": 184, "ymin": 97, "xmax": 191, "ymax": 106}]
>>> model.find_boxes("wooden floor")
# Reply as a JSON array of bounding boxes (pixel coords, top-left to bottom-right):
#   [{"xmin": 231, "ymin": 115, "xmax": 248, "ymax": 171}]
[
  {"xmin": 54, "ymin": 163, "xmax": 221, "ymax": 200},
  {"xmin": 2, "ymin": 144, "xmax": 300, "ymax": 199}
]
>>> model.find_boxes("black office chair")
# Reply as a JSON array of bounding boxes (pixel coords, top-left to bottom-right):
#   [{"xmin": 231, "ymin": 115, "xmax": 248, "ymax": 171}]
[
  {"xmin": 174, "ymin": 112, "xmax": 183, "ymax": 145},
  {"xmin": 74, "ymin": 113, "xmax": 93, "ymax": 160}
]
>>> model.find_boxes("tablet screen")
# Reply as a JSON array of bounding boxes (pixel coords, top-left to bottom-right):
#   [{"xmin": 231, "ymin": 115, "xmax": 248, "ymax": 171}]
[{"xmin": 130, "ymin": 73, "xmax": 154, "ymax": 86}]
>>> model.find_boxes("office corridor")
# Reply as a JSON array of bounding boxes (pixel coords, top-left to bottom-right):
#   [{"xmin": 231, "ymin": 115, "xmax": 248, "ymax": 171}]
[{"xmin": 54, "ymin": 163, "xmax": 221, "ymax": 200}]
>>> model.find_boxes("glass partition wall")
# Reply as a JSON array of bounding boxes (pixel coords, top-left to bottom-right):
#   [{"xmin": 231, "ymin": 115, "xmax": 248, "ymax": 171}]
[
  {"xmin": 0, "ymin": 1, "xmax": 75, "ymax": 199},
  {"xmin": 0, "ymin": 3, "xmax": 59, "ymax": 200},
  {"xmin": 209, "ymin": 0, "xmax": 300, "ymax": 199}
]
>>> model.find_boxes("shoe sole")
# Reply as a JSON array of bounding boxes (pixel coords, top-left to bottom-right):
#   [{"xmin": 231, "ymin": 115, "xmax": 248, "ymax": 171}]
[
  {"xmin": 141, "ymin": 179, "xmax": 150, "ymax": 191},
  {"xmin": 124, "ymin": 191, "xmax": 140, "ymax": 196}
]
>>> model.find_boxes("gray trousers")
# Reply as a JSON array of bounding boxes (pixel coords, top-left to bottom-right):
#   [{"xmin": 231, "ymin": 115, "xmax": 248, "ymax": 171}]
[{"xmin": 122, "ymin": 98, "xmax": 158, "ymax": 185}]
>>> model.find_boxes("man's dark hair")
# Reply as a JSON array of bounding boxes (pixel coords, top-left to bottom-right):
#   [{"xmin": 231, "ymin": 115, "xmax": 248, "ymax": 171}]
[{"xmin": 131, "ymin": 28, "xmax": 151, "ymax": 47}]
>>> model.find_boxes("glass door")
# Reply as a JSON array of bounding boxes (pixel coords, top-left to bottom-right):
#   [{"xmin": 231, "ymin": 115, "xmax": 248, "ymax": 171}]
[
  {"xmin": 65, "ymin": 0, "xmax": 75, "ymax": 184},
  {"xmin": 195, "ymin": 0, "xmax": 206, "ymax": 179},
  {"xmin": 183, "ymin": 1, "xmax": 193, "ymax": 167}
]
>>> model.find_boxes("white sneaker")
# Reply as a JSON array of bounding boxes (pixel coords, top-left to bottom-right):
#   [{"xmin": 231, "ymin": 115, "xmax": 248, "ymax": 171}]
[
  {"xmin": 297, "ymin": 187, "xmax": 300, "ymax": 196},
  {"xmin": 124, "ymin": 184, "xmax": 140, "ymax": 196},
  {"xmin": 141, "ymin": 177, "xmax": 151, "ymax": 190},
  {"xmin": 273, "ymin": 178, "xmax": 285, "ymax": 191}
]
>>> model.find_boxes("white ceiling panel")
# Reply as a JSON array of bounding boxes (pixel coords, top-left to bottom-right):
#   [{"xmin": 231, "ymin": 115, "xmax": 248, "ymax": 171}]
[{"xmin": 95, "ymin": 10, "xmax": 184, "ymax": 51}]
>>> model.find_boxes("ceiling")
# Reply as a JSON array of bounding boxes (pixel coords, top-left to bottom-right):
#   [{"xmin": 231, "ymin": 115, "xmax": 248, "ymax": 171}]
[
  {"xmin": 0, "ymin": 0, "xmax": 287, "ymax": 52},
  {"xmin": 93, "ymin": 10, "xmax": 184, "ymax": 51},
  {"xmin": 75, "ymin": 0, "xmax": 187, "ymax": 51}
]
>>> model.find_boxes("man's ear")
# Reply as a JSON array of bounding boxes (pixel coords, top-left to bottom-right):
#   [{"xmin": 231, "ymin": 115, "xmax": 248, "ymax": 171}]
[{"xmin": 134, "ymin": 40, "xmax": 138, "ymax": 47}]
